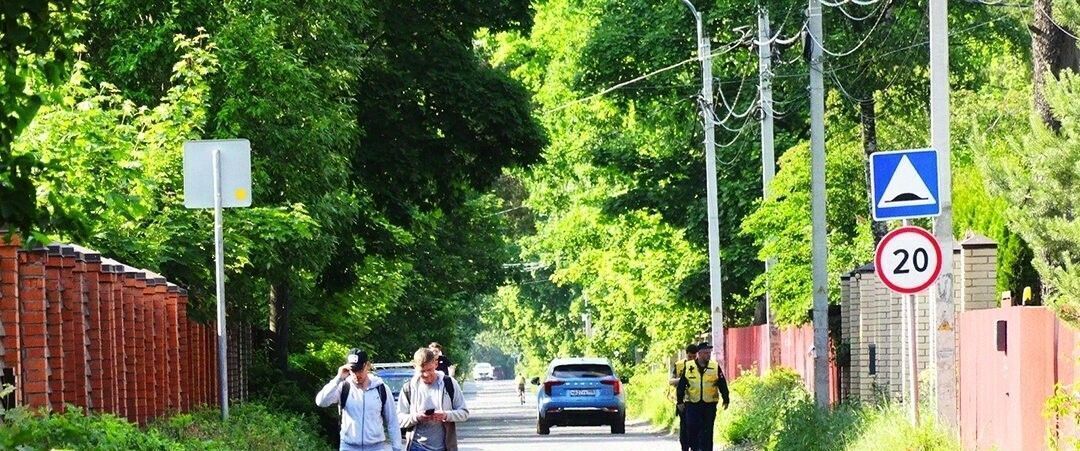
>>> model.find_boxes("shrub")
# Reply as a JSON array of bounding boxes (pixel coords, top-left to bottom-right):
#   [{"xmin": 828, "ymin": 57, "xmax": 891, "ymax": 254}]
[
  {"xmin": 845, "ymin": 406, "xmax": 959, "ymax": 451},
  {"xmin": 0, "ymin": 401, "xmax": 330, "ymax": 451},
  {"xmin": 710, "ymin": 369, "xmax": 957, "ymax": 451},
  {"xmin": 717, "ymin": 368, "xmax": 814, "ymax": 448},
  {"xmin": 150, "ymin": 402, "xmax": 330, "ymax": 451},
  {"xmin": 624, "ymin": 367, "xmax": 678, "ymax": 431},
  {"xmin": 0, "ymin": 406, "xmax": 179, "ymax": 450}
]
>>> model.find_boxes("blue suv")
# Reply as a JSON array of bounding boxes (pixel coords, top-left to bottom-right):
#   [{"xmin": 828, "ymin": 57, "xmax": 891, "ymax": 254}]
[{"xmin": 534, "ymin": 357, "xmax": 625, "ymax": 435}]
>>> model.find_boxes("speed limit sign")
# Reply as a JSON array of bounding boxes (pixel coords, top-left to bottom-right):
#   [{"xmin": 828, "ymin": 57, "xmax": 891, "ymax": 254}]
[{"xmin": 875, "ymin": 226, "xmax": 943, "ymax": 294}]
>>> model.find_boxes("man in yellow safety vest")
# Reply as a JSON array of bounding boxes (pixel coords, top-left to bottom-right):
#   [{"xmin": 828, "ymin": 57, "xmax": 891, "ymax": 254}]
[{"xmin": 676, "ymin": 342, "xmax": 729, "ymax": 451}]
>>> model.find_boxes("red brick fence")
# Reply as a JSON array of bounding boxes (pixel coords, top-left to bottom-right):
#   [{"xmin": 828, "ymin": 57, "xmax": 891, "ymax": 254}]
[{"xmin": 0, "ymin": 234, "xmax": 249, "ymax": 425}]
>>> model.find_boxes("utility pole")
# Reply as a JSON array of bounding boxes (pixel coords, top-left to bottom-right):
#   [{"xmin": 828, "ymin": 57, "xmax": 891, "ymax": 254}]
[
  {"xmin": 807, "ymin": 0, "xmax": 830, "ymax": 408},
  {"xmin": 930, "ymin": 0, "xmax": 957, "ymax": 429},
  {"xmin": 757, "ymin": 6, "xmax": 778, "ymax": 369},
  {"xmin": 681, "ymin": 0, "xmax": 725, "ymax": 367}
]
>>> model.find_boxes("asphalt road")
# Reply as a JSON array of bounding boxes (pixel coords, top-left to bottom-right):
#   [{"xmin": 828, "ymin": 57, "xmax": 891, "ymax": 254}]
[{"xmin": 456, "ymin": 379, "xmax": 678, "ymax": 451}]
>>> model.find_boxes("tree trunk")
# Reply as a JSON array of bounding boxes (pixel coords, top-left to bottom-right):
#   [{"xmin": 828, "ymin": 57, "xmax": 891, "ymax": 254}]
[
  {"xmin": 1032, "ymin": 0, "xmax": 1080, "ymax": 132},
  {"xmin": 269, "ymin": 279, "xmax": 291, "ymax": 372},
  {"xmin": 860, "ymin": 95, "xmax": 889, "ymax": 244}
]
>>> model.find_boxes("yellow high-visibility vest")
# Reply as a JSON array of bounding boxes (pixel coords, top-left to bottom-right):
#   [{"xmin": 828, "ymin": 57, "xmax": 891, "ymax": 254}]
[
  {"xmin": 674, "ymin": 359, "xmax": 689, "ymax": 379},
  {"xmin": 683, "ymin": 359, "xmax": 722, "ymax": 403}
]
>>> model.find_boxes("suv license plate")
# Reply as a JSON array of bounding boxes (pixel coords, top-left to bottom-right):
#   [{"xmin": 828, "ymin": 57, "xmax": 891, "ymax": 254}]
[{"xmin": 568, "ymin": 389, "xmax": 598, "ymax": 397}]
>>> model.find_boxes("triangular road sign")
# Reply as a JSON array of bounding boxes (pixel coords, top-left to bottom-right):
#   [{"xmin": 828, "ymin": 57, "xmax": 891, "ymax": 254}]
[
  {"xmin": 869, "ymin": 148, "xmax": 941, "ymax": 221},
  {"xmin": 877, "ymin": 156, "xmax": 936, "ymax": 209}
]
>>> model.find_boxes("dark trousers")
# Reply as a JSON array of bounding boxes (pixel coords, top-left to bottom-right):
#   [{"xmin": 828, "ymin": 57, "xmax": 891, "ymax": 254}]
[
  {"xmin": 684, "ymin": 402, "xmax": 718, "ymax": 451},
  {"xmin": 678, "ymin": 407, "xmax": 692, "ymax": 451}
]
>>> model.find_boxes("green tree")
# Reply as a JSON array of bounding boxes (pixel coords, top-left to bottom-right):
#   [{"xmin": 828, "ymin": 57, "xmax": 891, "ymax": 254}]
[{"xmin": 1, "ymin": 0, "xmax": 78, "ymax": 237}]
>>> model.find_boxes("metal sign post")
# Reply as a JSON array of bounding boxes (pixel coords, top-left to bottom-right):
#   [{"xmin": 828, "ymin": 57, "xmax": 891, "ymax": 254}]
[
  {"xmin": 184, "ymin": 139, "xmax": 251, "ymax": 421},
  {"xmin": 869, "ymin": 147, "xmax": 944, "ymax": 424},
  {"xmin": 875, "ymin": 225, "xmax": 942, "ymax": 425},
  {"xmin": 902, "ymin": 219, "xmax": 919, "ymax": 425},
  {"xmin": 211, "ymin": 149, "xmax": 229, "ymax": 419}
]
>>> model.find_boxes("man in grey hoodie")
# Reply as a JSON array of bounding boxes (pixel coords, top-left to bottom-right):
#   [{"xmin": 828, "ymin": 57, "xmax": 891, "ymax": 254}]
[
  {"xmin": 397, "ymin": 347, "xmax": 469, "ymax": 451},
  {"xmin": 316, "ymin": 349, "xmax": 403, "ymax": 451}
]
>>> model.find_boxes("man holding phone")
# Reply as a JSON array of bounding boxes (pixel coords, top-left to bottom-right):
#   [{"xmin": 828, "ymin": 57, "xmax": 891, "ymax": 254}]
[{"xmin": 397, "ymin": 348, "xmax": 469, "ymax": 451}]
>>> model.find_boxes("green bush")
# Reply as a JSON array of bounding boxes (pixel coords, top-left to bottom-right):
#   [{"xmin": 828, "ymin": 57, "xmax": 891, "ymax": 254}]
[
  {"xmin": 0, "ymin": 406, "xmax": 179, "ymax": 450},
  {"xmin": 708, "ymin": 370, "xmax": 958, "ymax": 451},
  {"xmin": 624, "ymin": 367, "xmax": 678, "ymax": 431},
  {"xmin": 150, "ymin": 402, "xmax": 330, "ymax": 451},
  {"xmin": 845, "ymin": 406, "xmax": 959, "ymax": 451},
  {"xmin": 717, "ymin": 368, "xmax": 814, "ymax": 448},
  {"xmin": 0, "ymin": 401, "xmax": 330, "ymax": 451}
]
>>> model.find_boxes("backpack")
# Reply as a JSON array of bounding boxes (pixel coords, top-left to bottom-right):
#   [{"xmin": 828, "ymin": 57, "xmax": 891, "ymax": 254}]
[
  {"xmin": 339, "ymin": 381, "xmax": 388, "ymax": 418},
  {"xmin": 402, "ymin": 375, "xmax": 456, "ymax": 407},
  {"xmin": 400, "ymin": 376, "xmax": 457, "ymax": 442}
]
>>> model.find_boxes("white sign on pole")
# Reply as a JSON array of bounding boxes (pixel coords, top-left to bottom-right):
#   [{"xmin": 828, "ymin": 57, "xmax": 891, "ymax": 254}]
[
  {"xmin": 875, "ymin": 225, "xmax": 943, "ymax": 295},
  {"xmin": 184, "ymin": 139, "xmax": 252, "ymax": 208},
  {"xmin": 182, "ymin": 138, "xmax": 251, "ymax": 420}
]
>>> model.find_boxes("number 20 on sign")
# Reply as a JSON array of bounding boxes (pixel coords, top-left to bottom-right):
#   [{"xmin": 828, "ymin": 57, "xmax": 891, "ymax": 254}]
[{"xmin": 875, "ymin": 226, "xmax": 944, "ymax": 295}]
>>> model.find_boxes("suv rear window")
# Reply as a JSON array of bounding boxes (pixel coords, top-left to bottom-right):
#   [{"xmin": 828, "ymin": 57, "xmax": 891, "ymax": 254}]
[{"xmin": 552, "ymin": 364, "xmax": 614, "ymax": 378}]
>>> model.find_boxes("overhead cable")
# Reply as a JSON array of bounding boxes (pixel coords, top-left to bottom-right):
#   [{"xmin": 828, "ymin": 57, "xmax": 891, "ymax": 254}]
[
  {"xmin": 545, "ymin": 34, "xmax": 752, "ymax": 114},
  {"xmin": 803, "ymin": 1, "xmax": 891, "ymax": 57}
]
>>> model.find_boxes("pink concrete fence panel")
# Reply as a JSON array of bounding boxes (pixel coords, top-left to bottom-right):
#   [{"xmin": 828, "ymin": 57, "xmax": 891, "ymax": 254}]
[
  {"xmin": 724, "ymin": 324, "xmax": 839, "ymax": 405},
  {"xmin": 959, "ymin": 306, "xmax": 1080, "ymax": 450}
]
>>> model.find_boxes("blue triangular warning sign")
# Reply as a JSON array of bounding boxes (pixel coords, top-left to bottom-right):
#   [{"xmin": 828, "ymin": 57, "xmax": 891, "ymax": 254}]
[{"xmin": 870, "ymin": 149, "xmax": 941, "ymax": 221}]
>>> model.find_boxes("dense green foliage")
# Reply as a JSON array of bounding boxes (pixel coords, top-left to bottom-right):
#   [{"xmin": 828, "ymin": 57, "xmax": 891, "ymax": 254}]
[
  {"xmin": 0, "ymin": 402, "xmax": 328, "ymax": 451},
  {"xmin": 481, "ymin": 0, "xmax": 1057, "ymax": 385},
  {"xmin": 7, "ymin": 0, "xmax": 1080, "ymax": 445},
  {"xmin": 1, "ymin": 0, "xmax": 80, "ymax": 238}
]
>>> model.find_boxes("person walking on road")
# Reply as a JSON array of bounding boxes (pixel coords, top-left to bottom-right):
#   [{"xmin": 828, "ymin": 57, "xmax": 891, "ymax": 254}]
[
  {"xmin": 398, "ymin": 347, "xmax": 469, "ymax": 451},
  {"xmin": 676, "ymin": 342, "xmax": 729, "ymax": 451},
  {"xmin": 428, "ymin": 342, "xmax": 455, "ymax": 377},
  {"xmin": 670, "ymin": 343, "xmax": 698, "ymax": 451},
  {"xmin": 315, "ymin": 348, "xmax": 403, "ymax": 451}
]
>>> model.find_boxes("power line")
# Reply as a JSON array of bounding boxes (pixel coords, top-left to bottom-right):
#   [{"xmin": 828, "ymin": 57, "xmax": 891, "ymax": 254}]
[
  {"xmin": 821, "ymin": 0, "xmax": 884, "ymax": 7},
  {"xmin": 835, "ymin": 2, "xmax": 886, "ymax": 21},
  {"xmin": 804, "ymin": 0, "xmax": 892, "ymax": 57},
  {"xmin": 544, "ymin": 35, "xmax": 752, "ymax": 114},
  {"xmin": 1037, "ymin": 7, "xmax": 1080, "ymax": 41},
  {"xmin": 965, "ymin": 0, "xmax": 1030, "ymax": 7}
]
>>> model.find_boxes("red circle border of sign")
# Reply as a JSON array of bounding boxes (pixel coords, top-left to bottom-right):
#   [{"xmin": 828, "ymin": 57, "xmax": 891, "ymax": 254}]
[{"xmin": 874, "ymin": 225, "xmax": 944, "ymax": 295}]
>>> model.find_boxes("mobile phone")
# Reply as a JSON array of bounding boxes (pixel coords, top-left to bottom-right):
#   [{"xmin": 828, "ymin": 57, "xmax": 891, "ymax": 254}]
[{"xmin": 424, "ymin": 408, "xmax": 435, "ymax": 416}]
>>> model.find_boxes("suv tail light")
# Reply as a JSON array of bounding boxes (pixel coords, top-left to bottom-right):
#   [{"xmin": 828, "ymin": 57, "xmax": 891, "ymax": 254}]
[
  {"xmin": 543, "ymin": 380, "xmax": 565, "ymax": 395},
  {"xmin": 601, "ymin": 377, "xmax": 621, "ymax": 395}
]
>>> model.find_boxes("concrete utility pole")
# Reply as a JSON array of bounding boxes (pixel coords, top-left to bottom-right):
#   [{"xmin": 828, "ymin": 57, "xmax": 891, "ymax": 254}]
[
  {"xmin": 757, "ymin": 6, "xmax": 778, "ymax": 368},
  {"xmin": 681, "ymin": 0, "xmax": 725, "ymax": 366},
  {"xmin": 930, "ymin": 0, "xmax": 957, "ymax": 429},
  {"xmin": 807, "ymin": 0, "xmax": 830, "ymax": 408}
]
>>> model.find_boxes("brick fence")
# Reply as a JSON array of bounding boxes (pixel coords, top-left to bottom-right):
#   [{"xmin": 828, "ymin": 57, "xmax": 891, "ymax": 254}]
[
  {"xmin": 0, "ymin": 234, "xmax": 249, "ymax": 425},
  {"xmin": 839, "ymin": 232, "xmax": 998, "ymax": 404}
]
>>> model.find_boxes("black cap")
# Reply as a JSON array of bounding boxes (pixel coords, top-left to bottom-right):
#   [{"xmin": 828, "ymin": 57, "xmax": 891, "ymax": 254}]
[
  {"xmin": 685, "ymin": 343, "xmax": 698, "ymax": 354},
  {"xmin": 345, "ymin": 348, "xmax": 368, "ymax": 371},
  {"xmin": 696, "ymin": 342, "xmax": 713, "ymax": 350}
]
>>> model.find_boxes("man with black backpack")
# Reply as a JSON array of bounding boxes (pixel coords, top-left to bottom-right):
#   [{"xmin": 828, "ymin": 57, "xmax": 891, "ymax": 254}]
[
  {"xmin": 316, "ymin": 348, "xmax": 403, "ymax": 451},
  {"xmin": 397, "ymin": 347, "xmax": 469, "ymax": 451}
]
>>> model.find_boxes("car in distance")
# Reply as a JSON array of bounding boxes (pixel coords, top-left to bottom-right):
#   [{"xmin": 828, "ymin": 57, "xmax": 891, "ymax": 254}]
[
  {"xmin": 534, "ymin": 357, "xmax": 625, "ymax": 435},
  {"xmin": 373, "ymin": 362, "xmax": 413, "ymax": 402},
  {"xmin": 472, "ymin": 362, "xmax": 495, "ymax": 381}
]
